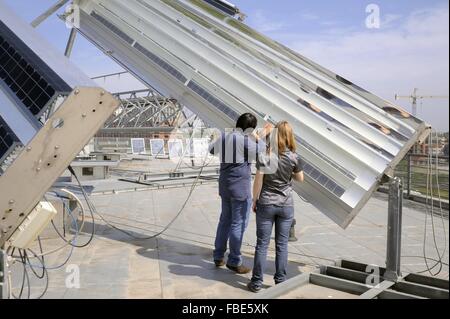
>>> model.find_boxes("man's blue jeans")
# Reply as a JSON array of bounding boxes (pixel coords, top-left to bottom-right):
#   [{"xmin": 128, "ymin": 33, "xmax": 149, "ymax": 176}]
[
  {"xmin": 251, "ymin": 204, "xmax": 294, "ymax": 287},
  {"xmin": 213, "ymin": 197, "xmax": 251, "ymax": 267}
]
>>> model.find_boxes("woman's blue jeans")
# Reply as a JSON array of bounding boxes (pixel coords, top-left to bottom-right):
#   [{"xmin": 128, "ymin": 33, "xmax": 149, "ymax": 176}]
[{"xmin": 251, "ymin": 204, "xmax": 294, "ymax": 287}]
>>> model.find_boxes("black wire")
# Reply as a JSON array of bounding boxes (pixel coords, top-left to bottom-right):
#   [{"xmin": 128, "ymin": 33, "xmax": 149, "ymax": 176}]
[
  {"xmin": 25, "ymin": 248, "xmax": 49, "ymax": 299},
  {"xmin": 24, "ymin": 250, "xmax": 45, "ymax": 279},
  {"xmin": 16, "ymin": 248, "xmax": 50, "ymax": 299},
  {"xmin": 61, "ymin": 166, "xmax": 96, "ymax": 248},
  {"xmin": 15, "ymin": 250, "xmax": 26, "ymax": 299},
  {"xmin": 15, "ymin": 250, "xmax": 31, "ymax": 299},
  {"xmin": 70, "ymin": 153, "xmax": 210, "ymax": 241},
  {"xmin": 51, "ymin": 219, "xmax": 81, "ymax": 247}
]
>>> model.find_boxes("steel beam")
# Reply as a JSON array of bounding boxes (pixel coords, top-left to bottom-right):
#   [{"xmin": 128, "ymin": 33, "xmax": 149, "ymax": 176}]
[
  {"xmin": 325, "ymin": 265, "xmax": 373, "ymax": 284},
  {"xmin": 392, "ymin": 281, "xmax": 449, "ymax": 299},
  {"xmin": 377, "ymin": 289, "xmax": 426, "ymax": 299},
  {"xmin": 385, "ymin": 177, "xmax": 403, "ymax": 281},
  {"xmin": 64, "ymin": 28, "xmax": 78, "ymax": 58},
  {"xmin": 339, "ymin": 259, "xmax": 387, "ymax": 276},
  {"xmin": 359, "ymin": 280, "xmax": 395, "ymax": 299},
  {"xmin": 254, "ymin": 272, "xmax": 312, "ymax": 299},
  {"xmin": 309, "ymin": 273, "xmax": 371, "ymax": 295},
  {"xmin": 404, "ymin": 273, "xmax": 449, "ymax": 290},
  {"xmin": 31, "ymin": 0, "xmax": 70, "ymax": 28},
  {"xmin": 0, "ymin": 249, "xmax": 6, "ymax": 299}
]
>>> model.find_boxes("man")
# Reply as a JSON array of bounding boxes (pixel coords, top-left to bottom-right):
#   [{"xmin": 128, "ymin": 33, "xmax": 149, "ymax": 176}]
[{"xmin": 210, "ymin": 113, "xmax": 272, "ymax": 274}]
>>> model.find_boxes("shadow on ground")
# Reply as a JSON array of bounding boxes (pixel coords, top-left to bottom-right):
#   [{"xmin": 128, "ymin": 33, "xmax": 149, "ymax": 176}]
[{"xmin": 81, "ymin": 221, "xmax": 303, "ymax": 292}]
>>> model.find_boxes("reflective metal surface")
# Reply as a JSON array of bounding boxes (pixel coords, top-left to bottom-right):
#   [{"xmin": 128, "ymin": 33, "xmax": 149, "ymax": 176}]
[{"xmin": 73, "ymin": 0, "xmax": 431, "ymax": 227}]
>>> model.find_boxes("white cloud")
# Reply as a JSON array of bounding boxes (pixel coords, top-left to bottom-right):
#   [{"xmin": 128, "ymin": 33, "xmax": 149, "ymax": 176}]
[
  {"xmin": 250, "ymin": 10, "xmax": 287, "ymax": 33},
  {"xmin": 381, "ymin": 14, "xmax": 403, "ymax": 29},
  {"xmin": 289, "ymin": 5, "xmax": 449, "ymax": 131}
]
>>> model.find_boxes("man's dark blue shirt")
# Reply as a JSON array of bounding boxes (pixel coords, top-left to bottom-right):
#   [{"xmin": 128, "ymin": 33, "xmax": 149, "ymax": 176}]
[{"xmin": 210, "ymin": 131, "xmax": 265, "ymax": 201}]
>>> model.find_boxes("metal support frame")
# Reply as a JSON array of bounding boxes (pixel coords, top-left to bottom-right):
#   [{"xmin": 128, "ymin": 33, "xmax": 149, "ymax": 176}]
[
  {"xmin": 255, "ymin": 259, "xmax": 448, "ymax": 299},
  {"xmin": 385, "ymin": 177, "xmax": 403, "ymax": 281},
  {"xmin": 406, "ymin": 152, "xmax": 412, "ymax": 198},
  {"xmin": 255, "ymin": 177, "xmax": 448, "ymax": 299},
  {"xmin": 64, "ymin": 28, "xmax": 78, "ymax": 58},
  {"xmin": 0, "ymin": 249, "xmax": 6, "ymax": 299},
  {"xmin": 103, "ymin": 89, "xmax": 185, "ymax": 128},
  {"xmin": 31, "ymin": 0, "xmax": 70, "ymax": 28},
  {"xmin": 0, "ymin": 88, "xmax": 119, "ymax": 246}
]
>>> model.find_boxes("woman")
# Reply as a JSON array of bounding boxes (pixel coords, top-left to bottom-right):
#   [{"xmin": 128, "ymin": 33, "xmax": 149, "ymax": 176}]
[{"xmin": 248, "ymin": 121, "xmax": 304, "ymax": 293}]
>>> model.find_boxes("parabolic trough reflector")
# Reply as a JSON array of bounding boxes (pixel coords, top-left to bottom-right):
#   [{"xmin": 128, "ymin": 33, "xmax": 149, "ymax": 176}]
[{"xmin": 73, "ymin": 0, "xmax": 431, "ymax": 228}]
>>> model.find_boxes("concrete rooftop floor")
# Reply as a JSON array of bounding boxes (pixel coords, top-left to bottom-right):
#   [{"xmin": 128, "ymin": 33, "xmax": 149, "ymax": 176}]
[{"xmin": 9, "ymin": 158, "xmax": 449, "ymax": 299}]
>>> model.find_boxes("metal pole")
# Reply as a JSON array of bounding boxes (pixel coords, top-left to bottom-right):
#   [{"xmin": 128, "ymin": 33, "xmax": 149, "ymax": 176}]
[
  {"xmin": 64, "ymin": 28, "xmax": 78, "ymax": 58},
  {"xmin": 31, "ymin": 0, "xmax": 70, "ymax": 28},
  {"xmin": 0, "ymin": 249, "xmax": 7, "ymax": 299},
  {"xmin": 407, "ymin": 152, "xmax": 412, "ymax": 198},
  {"xmin": 385, "ymin": 177, "xmax": 403, "ymax": 281}
]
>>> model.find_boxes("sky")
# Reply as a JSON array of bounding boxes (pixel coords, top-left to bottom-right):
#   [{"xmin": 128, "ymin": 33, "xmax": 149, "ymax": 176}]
[{"xmin": 2, "ymin": 0, "xmax": 449, "ymax": 131}]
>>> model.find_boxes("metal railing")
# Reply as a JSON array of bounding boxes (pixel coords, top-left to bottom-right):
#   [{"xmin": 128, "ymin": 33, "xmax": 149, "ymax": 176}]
[{"xmin": 394, "ymin": 153, "xmax": 449, "ymax": 201}]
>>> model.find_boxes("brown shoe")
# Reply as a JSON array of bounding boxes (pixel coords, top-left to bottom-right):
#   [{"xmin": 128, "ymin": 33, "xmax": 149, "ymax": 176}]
[
  {"xmin": 214, "ymin": 259, "xmax": 225, "ymax": 267},
  {"xmin": 226, "ymin": 264, "xmax": 251, "ymax": 274}
]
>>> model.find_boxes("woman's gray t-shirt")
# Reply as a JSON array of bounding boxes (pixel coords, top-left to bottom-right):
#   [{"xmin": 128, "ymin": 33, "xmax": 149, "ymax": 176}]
[{"xmin": 256, "ymin": 151, "xmax": 303, "ymax": 207}]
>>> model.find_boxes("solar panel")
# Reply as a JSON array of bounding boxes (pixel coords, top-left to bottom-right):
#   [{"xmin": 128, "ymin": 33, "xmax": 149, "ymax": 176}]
[
  {"xmin": 131, "ymin": 138, "xmax": 146, "ymax": 154},
  {"xmin": 134, "ymin": 42, "xmax": 187, "ymax": 83},
  {"xmin": 187, "ymin": 81, "xmax": 239, "ymax": 121},
  {"xmin": 150, "ymin": 139, "xmax": 165, "ymax": 156},
  {"xmin": 0, "ymin": 21, "xmax": 71, "ymax": 121},
  {"xmin": 91, "ymin": 11, "xmax": 135, "ymax": 45},
  {"xmin": 202, "ymin": 0, "xmax": 239, "ymax": 16},
  {"xmin": 168, "ymin": 139, "xmax": 184, "ymax": 158},
  {"xmin": 0, "ymin": 115, "xmax": 20, "ymax": 163},
  {"xmin": 295, "ymin": 136, "xmax": 356, "ymax": 181}
]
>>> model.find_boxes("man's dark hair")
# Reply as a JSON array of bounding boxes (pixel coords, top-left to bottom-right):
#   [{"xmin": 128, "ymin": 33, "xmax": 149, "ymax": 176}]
[{"xmin": 236, "ymin": 113, "xmax": 257, "ymax": 132}]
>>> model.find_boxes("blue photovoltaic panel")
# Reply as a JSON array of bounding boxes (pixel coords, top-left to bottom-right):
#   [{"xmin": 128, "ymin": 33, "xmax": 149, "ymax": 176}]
[
  {"xmin": 202, "ymin": 0, "xmax": 238, "ymax": 16},
  {"xmin": 134, "ymin": 42, "xmax": 188, "ymax": 83},
  {"xmin": 0, "ymin": 21, "xmax": 72, "ymax": 121},
  {"xmin": 295, "ymin": 135, "xmax": 356, "ymax": 181},
  {"xmin": 0, "ymin": 114, "xmax": 20, "ymax": 162},
  {"xmin": 91, "ymin": 11, "xmax": 135, "ymax": 45},
  {"xmin": 187, "ymin": 80, "xmax": 239, "ymax": 121}
]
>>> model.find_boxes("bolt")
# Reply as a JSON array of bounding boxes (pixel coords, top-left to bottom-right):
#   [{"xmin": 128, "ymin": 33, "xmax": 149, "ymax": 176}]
[
  {"xmin": 8, "ymin": 200, "xmax": 14, "ymax": 205},
  {"xmin": 55, "ymin": 145, "xmax": 60, "ymax": 150},
  {"xmin": 27, "ymin": 146, "xmax": 32, "ymax": 151},
  {"xmin": 82, "ymin": 114, "xmax": 87, "ymax": 118},
  {"xmin": 100, "ymin": 91, "xmax": 105, "ymax": 96},
  {"xmin": 74, "ymin": 89, "xmax": 80, "ymax": 95},
  {"xmin": 36, "ymin": 167, "xmax": 41, "ymax": 172}
]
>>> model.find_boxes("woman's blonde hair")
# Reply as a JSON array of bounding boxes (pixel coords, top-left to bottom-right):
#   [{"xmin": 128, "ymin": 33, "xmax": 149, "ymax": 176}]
[{"xmin": 275, "ymin": 121, "xmax": 296, "ymax": 153}]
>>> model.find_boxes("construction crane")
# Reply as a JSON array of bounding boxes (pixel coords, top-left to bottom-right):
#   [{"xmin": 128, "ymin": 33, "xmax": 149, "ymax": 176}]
[{"xmin": 395, "ymin": 88, "xmax": 449, "ymax": 117}]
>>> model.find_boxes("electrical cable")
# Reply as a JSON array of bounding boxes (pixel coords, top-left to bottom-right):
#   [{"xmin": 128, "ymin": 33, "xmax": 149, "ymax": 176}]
[
  {"xmin": 73, "ymin": 150, "xmax": 212, "ymax": 241},
  {"xmin": 11, "ymin": 194, "xmax": 85, "ymax": 259},
  {"xmin": 13, "ymin": 250, "xmax": 31, "ymax": 299},
  {"xmin": 420, "ymin": 133, "xmax": 448, "ymax": 276},
  {"xmin": 401, "ymin": 255, "xmax": 449, "ymax": 267},
  {"xmin": 57, "ymin": 188, "xmax": 95, "ymax": 249},
  {"xmin": 13, "ymin": 201, "xmax": 79, "ymax": 272},
  {"xmin": 23, "ymin": 248, "xmax": 49, "ymax": 299}
]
